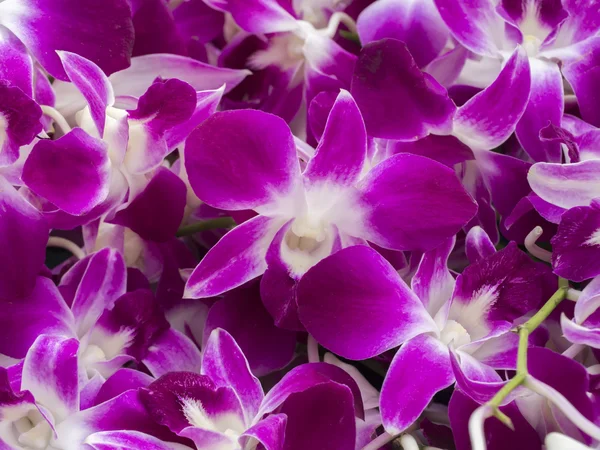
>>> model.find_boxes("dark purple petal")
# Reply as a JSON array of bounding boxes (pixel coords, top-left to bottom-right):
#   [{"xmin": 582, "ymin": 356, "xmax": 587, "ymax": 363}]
[
  {"xmin": 0, "ymin": 82, "xmax": 42, "ymax": 166},
  {"xmin": 357, "ymin": 0, "xmax": 449, "ymax": 67},
  {"xmin": 173, "ymin": 0, "xmax": 224, "ymax": 44},
  {"xmin": 185, "ymin": 109, "xmax": 300, "ymax": 211},
  {"xmin": 279, "ymin": 382, "xmax": 356, "ymax": 450},
  {"xmin": 515, "ymin": 59, "xmax": 563, "ymax": 162},
  {"xmin": 110, "ymin": 168, "xmax": 186, "ymax": 242},
  {"xmin": 23, "ymin": 128, "xmax": 111, "ymax": 215},
  {"xmin": 391, "ymin": 134, "xmax": 474, "ymax": 168},
  {"xmin": 57, "ymin": 51, "xmax": 114, "ymax": 136},
  {"xmin": 356, "ymin": 153, "xmax": 477, "ymax": 251},
  {"xmin": 0, "ymin": 178, "xmax": 48, "ymax": 299},
  {"xmin": 184, "ymin": 216, "xmax": 282, "ymax": 298},
  {"xmin": 0, "ymin": 277, "xmax": 73, "ymax": 358},
  {"xmin": 297, "ymin": 245, "xmax": 436, "ymax": 360},
  {"xmin": 202, "ymin": 328, "xmax": 263, "ymax": 423},
  {"xmin": 381, "ymin": 335, "xmax": 454, "ymax": 434},
  {"xmin": 93, "ymin": 368, "xmax": 154, "ymax": 406},
  {"xmin": 0, "ymin": 0, "xmax": 134, "ymax": 80},
  {"xmin": 203, "ymin": 283, "xmax": 296, "ymax": 376},
  {"xmin": 131, "ymin": 0, "xmax": 185, "ymax": 57},
  {"xmin": 453, "ymin": 47, "xmax": 530, "ymax": 150},
  {"xmin": 351, "ymin": 39, "xmax": 456, "ymax": 140},
  {"xmin": 303, "ymin": 90, "xmax": 367, "ymax": 188},
  {"xmin": 551, "ymin": 202, "xmax": 600, "ymax": 282},
  {"xmin": 22, "ymin": 335, "xmax": 79, "ymax": 422}
]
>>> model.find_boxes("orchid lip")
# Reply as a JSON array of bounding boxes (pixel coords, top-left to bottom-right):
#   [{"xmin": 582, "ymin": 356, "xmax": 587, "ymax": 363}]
[{"xmin": 13, "ymin": 408, "xmax": 52, "ymax": 450}]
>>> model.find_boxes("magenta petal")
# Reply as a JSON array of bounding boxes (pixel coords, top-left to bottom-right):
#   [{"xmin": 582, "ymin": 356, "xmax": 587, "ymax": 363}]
[
  {"xmin": 58, "ymin": 51, "xmax": 114, "ymax": 136},
  {"xmin": 515, "ymin": 58, "xmax": 563, "ymax": 162},
  {"xmin": 381, "ymin": 335, "xmax": 454, "ymax": 434},
  {"xmin": 202, "ymin": 328, "xmax": 263, "ymax": 423},
  {"xmin": 453, "ymin": 47, "xmax": 530, "ymax": 150},
  {"xmin": 297, "ymin": 245, "xmax": 436, "ymax": 360},
  {"xmin": 357, "ymin": 0, "xmax": 448, "ymax": 67},
  {"xmin": 184, "ymin": 216, "xmax": 281, "ymax": 298},
  {"xmin": 575, "ymin": 276, "xmax": 600, "ymax": 324},
  {"xmin": 303, "ymin": 90, "xmax": 367, "ymax": 188},
  {"xmin": 22, "ymin": 335, "xmax": 79, "ymax": 422},
  {"xmin": 93, "ymin": 368, "xmax": 154, "ymax": 405},
  {"xmin": 551, "ymin": 202, "xmax": 600, "ymax": 282},
  {"xmin": 110, "ymin": 168, "xmax": 186, "ymax": 242},
  {"xmin": 390, "ymin": 134, "xmax": 474, "ymax": 168},
  {"xmin": 86, "ymin": 431, "xmax": 188, "ymax": 450},
  {"xmin": 131, "ymin": 0, "xmax": 185, "ymax": 57},
  {"xmin": 357, "ymin": 153, "xmax": 477, "ymax": 251},
  {"xmin": 0, "ymin": 26, "xmax": 33, "ymax": 95},
  {"xmin": 203, "ymin": 283, "xmax": 296, "ymax": 376},
  {"xmin": 143, "ymin": 328, "xmax": 202, "ymax": 378},
  {"xmin": 350, "ymin": 39, "xmax": 456, "ymax": 140},
  {"xmin": 62, "ymin": 248, "xmax": 127, "ymax": 336},
  {"xmin": 0, "ymin": 178, "xmax": 48, "ymax": 299},
  {"xmin": 434, "ymin": 0, "xmax": 503, "ymax": 56},
  {"xmin": 0, "ymin": 0, "xmax": 134, "ymax": 80},
  {"xmin": 185, "ymin": 109, "xmax": 300, "ymax": 211},
  {"xmin": 0, "ymin": 277, "xmax": 73, "ymax": 358},
  {"xmin": 206, "ymin": 0, "xmax": 298, "ymax": 34},
  {"xmin": 465, "ymin": 226, "xmax": 496, "ymax": 264},
  {"xmin": 241, "ymin": 414, "xmax": 286, "ymax": 450},
  {"xmin": 562, "ymin": 315, "xmax": 600, "ymax": 348},
  {"xmin": 23, "ymin": 128, "xmax": 111, "ymax": 215},
  {"xmin": 279, "ymin": 382, "xmax": 356, "ymax": 450}
]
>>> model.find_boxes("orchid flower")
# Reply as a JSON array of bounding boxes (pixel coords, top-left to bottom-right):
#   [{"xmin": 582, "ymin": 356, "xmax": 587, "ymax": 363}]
[
  {"xmin": 183, "ymin": 90, "xmax": 477, "ymax": 327},
  {"xmin": 295, "ymin": 226, "xmax": 554, "ymax": 434}
]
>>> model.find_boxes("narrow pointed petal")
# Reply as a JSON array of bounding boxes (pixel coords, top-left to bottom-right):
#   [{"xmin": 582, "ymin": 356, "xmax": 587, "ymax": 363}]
[
  {"xmin": 465, "ymin": 226, "xmax": 496, "ymax": 263},
  {"xmin": 143, "ymin": 328, "xmax": 202, "ymax": 378},
  {"xmin": 0, "ymin": 178, "xmax": 48, "ymax": 300},
  {"xmin": 109, "ymin": 54, "xmax": 250, "ymax": 98},
  {"xmin": 22, "ymin": 335, "xmax": 79, "ymax": 423},
  {"xmin": 297, "ymin": 246, "xmax": 437, "ymax": 360},
  {"xmin": 453, "ymin": 47, "xmax": 531, "ymax": 150},
  {"xmin": 434, "ymin": 0, "xmax": 503, "ymax": 56},
  {"xmin": 205, "ymin": 0, "xmax": 298, "ymax": 34},
  {"xmin": 110, "ymin": 167, "xmax": 187, "ymax": 242},
  {"xmin": 357, "ymin": 0, "xmax": 449, "ymax": 67},
  {"xmin": 202, "ymin": 328, "xmax": 263, "ymax": 423},
  {"xmin": 562, "ymin": 315, "xmax": 600, "ymax": 348},
  {"xmin": 241, "ymin": 414, "xmax": 286, "ymax": 450},
  {"xmin": 381, "ymin": 335, "xmax": 454, "ymax": 434},
  {"xmin": 184, "ymin": 216, "xmax": 282, "ymax": 299},
  {"xmin": 62, "ymin": 248, "xmax": 127, "ymax": 337},
  {"xmin": 575, "ymin": 275, "xmax": 600, "ymax": 323},
  {"xmin": 0, "ymin": 277, "xmax": 74, "ymax": 358},
  {"xmin": 351, "ymin": 39, "xmax": 456, "ymax": 141},
  {"xmin": 528, "ymin": 160, "xmax": 600, "ymax": 209},
  {"xmin": 0, "ymin": 0, "xmax": 134, "ymax": 80},
  {"xmin": 303, "ymin": 90, "xmax": 367, "ymax": 188},
  {"xmin": 57, "ymin": 51, "xmax": 114, "ymax": 136},
  {"xmin": 515, "ymin": 58, "xmax": 563, "ymax": 162},
  {"xmin": 411, "ymin": 237, "xmax": 455, "ymax": 319},
  {"xmin": 86, "ymin": 431, "xmax": 189, "ymax": 450},
  {"xmin": 22, "ymin": 128, "xmax": 111, "ymax": 215},
  {"xmin": 0, "ymin": 25, "xmax": 33, "ymax": 95},
  {"xmin": 354, "ymin": 153, "xmax": 477, "ymax": 251},
  {"xmin": 185, "ymin": 110, "xmax": 301, "ymax": 211}
]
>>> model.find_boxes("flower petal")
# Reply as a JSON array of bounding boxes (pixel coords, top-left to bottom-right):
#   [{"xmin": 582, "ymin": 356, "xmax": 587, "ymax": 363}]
[
  {"xmin": 381, "ymin": 335, "xmax": 454, "ymax": 434},
  {"xmin": 528, "ymin": 160, "xmax": 600, "ymax": 209},
  {"xmin": 0, "ymin": 0, "xmax": 134, "ymax": 80},
  {"xmin": 202, "ymin": 328, "xmax": 263, "ymax": 424},
  {"xmin": 93, "ymin": 368, "xmax": 154, "ymax": 405},
  {"xmin": 0, "ymin": 178, "xmax": 48, "ymax": 299},
  {"xmin": 453, "ymin": 47, "xmax": 531, "ymax": 150},
  {"xmin": 241, "ymin": 414, "xmax": 286, "ymax": 450},
  {"xmin": 350, "ymin": 38, "xmax": 456, "ymax": 140},
  {"xmin": 143, "ymin": 328, "xmax": 202, "ymax": 378},
  {"xmin": 184, "ymin": 216, "xmax": 282, "ymax": 298},
  {"xmin": 357, "ymin": 0, "xmax": 448, "ymax": 67},
  {"xmin": 575, "ymin": 275, "xmax": 600, "ymax": 323},
  {"xmin": 297, "ymin": 245, "xmax": 437, "ymax": 360},
  {"xmin": 465, "ymin": 225, "xmax": 496, "ymax": 264},
  {"xmin": 86, "ymin": 431, "xmax": 189, "ymax": 450},
  {"xmin": 22, "ymin": 128, "xmax": 111, "ymax": 215},
  {"xmin": 515, "ymin": 58, "xmax": 563, "ymax": 162},
  {"xmin": 21, "ymin": 335, "xmax": 80, "ymax": 423},
  {"xmin": 562, "ymin": 315, "xmax": 600, "ymax": 348},
  {"xmin": 303, "ymin": 90, "xmax": 366, "ymax": 188},
  {"xmin": 204, "ymin": 0, "xmax": 298, "ymax": 34},
  {"xmin": 354, "ymin": 153, "xmax": 477, "ymax": 251},
  {"xmin": 0, "ymin": 25, "xmax": 33, "ymax": 95}
]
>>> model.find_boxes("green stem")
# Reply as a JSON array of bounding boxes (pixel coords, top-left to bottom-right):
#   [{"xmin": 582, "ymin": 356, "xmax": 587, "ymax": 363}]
[{"xmin": 176, "ymin": 217, "xmax": 236, "ymax": 237}]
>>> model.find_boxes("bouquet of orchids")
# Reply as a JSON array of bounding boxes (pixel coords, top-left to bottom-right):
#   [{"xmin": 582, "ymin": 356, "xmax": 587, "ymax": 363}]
[{"xmin": 4, "ymin": 0, "xmax": 600, "ymax": 449}]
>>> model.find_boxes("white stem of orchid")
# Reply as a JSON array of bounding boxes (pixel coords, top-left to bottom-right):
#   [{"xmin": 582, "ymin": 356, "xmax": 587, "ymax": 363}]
[
  {"xmin": 40, "ymin": 105, "xmax": 72, "ymax": 135},
  {"xmin": 566, "ymin": 288, "xmax": 581, "ymax": 302},
  {"xmin": 468, "ymin": 405, "xmax": 493, "ymax": 450},
  {"xmin": 323, "ymin": 12, "xmax": 357, "ymax": 38},
  {"xmin": 307, "ymin": 334, "xmax": 320, "ymax": 363},
  {"xmin": 47, "ymin": 237, "xmax": 86, "ymax": 260},
  {"xmin": 361, "ymin": 432, "xmax": 395, "ymax": 450},
  {"xmin": 524, "ymin": 226, "xmax": 552, "ymax": 263},
  {"xmin": 399, "ymin": 434, "xmax": 420, "ymax": 450},
  {"xmin": 525, "ymin": 375, "xmax": 600, "ymax": 440},
  {"xmin": 562, "ymin": 343, "xmax": 585, "ymax": 359}
]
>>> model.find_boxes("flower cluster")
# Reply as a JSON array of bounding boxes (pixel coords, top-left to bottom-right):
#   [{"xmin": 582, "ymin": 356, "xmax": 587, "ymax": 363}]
[{"xmin": 2, "ymin": 0, "xmax": 600, "ymax": 449}]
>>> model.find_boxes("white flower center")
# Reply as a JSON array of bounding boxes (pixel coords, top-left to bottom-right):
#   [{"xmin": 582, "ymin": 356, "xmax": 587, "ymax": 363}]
[
  {"xmin": 181, "ymin": 397, "xmax": 246, "ymax": 439},
  {"xmin": 439, "ymin": 320, "xmax": 472, "ymax": 348},
  {"xmin": 13, "ymin": 409, "xmax": 52, "ymax": 450}
]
